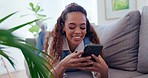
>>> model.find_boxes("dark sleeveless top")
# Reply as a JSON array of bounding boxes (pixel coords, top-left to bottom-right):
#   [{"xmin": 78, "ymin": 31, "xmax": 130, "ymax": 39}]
[{"xmin": 60, "ymin": 37, "xmax": 90, "ymax": 72}]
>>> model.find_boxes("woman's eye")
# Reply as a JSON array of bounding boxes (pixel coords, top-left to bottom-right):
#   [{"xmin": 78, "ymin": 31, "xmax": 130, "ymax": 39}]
[
  {"xmin": 68, "ymin": 24, "xmax": 75, "ymax": 29},
  {"xmin": 80, "ymin": 25, "xmax": 86, "ymax": 30},
  {"xmin": 69, "ymin": 27, "xmax": 75, "ymax": 29},
  {"xmin": 80, "ymin": 27, "xmax": 86, "ymax": 30}
]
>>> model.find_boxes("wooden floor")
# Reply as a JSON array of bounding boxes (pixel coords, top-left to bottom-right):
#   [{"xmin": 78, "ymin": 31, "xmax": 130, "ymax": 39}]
[{"xmin": 0, "ymin": 70, "xmax": 28, "ymax": 78}]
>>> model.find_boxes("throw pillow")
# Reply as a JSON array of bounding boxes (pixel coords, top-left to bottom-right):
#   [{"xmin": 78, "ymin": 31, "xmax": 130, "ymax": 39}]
[{"xmin": 94, "ymin": 10, "xmax": 141, "ymax": 71}]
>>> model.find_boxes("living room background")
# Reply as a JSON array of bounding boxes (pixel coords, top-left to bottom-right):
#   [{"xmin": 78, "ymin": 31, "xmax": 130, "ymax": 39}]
[{"xmin": 0, "ymin": 0, "xmax": 148, "ymax": 75}]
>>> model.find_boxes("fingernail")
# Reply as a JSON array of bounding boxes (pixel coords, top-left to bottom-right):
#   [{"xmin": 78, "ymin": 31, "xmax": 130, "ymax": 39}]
[{"xmin": 88, "ymin": 56, "xmax": 91, "ymax": 59}]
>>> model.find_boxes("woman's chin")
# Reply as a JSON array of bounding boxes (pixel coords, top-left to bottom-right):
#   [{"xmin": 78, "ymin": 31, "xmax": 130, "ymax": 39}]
[{"xmin": 72, "ymin": 40, "xmax": 82, "ymax": 45}]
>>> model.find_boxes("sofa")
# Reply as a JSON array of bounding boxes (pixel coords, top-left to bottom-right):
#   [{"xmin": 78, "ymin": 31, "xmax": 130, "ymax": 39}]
[{"xmin": 94, "ymin": 6, "xmax": 148, "ymax": 78}]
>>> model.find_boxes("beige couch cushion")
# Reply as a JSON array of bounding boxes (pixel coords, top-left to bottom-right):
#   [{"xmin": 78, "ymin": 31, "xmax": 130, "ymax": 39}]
[{"xmin": 95, "ymin": 10, "xmax": 141, "ymax": 71}]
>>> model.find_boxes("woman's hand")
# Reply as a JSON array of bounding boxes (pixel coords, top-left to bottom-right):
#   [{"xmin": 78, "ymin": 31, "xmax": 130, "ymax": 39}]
[
  {"xmin": 53, "ymin": 51, "xmax": 93, "ymax": 78},
  {"xmin": 78, "ymin": 54, "xmax": 108, "ymax": 78},
  {"xmin": 58, "ymin": 51, "xmax": 93, "ymax": 71}
]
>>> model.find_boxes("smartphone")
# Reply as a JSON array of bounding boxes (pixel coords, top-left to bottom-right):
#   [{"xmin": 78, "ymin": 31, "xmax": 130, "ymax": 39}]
[{"xmin": 81, "ymin": 44, "xmax": 103, "ymax": 62}]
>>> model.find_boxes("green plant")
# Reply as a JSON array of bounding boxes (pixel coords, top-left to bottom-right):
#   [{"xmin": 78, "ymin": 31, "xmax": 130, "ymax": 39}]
[
  {"xmin": 0, "ymin": 12, "xmax": 54, "ymax": 78},
  {"xmin": 21, "ymin": 2, "xmax": 48, "ymax": 36}
]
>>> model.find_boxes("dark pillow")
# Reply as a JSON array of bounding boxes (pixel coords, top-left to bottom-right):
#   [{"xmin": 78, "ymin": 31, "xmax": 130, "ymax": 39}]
[{"xmin": 94, "ymin": 10, "xmax": 141, "ymax": 71}]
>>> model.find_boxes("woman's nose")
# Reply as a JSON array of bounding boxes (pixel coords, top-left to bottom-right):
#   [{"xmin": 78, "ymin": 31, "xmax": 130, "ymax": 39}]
[{"xmin": 74, "ymin": 27, "xmax": 81, "ymax": 33}]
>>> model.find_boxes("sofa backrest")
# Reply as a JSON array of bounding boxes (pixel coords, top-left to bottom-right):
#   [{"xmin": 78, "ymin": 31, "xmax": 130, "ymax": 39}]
[{"xmin": 137, "ymin": 6, "xmax": 148, "ymax": 74}]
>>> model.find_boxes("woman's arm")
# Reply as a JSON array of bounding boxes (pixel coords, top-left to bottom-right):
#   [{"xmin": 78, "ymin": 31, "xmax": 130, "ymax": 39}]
[
  {"xmin": 51, "ymin": 62, "xmax": 66, "ymax": 78},
  {"xmin": 92, "ymin": 55, "xmax": 108, "ymax": 78}
]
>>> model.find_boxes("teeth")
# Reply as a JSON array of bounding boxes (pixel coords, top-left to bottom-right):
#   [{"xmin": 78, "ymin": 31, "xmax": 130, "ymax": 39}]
[{"xmin": 74, "ymin": 37, "xmax": 80, "ymax": 38}]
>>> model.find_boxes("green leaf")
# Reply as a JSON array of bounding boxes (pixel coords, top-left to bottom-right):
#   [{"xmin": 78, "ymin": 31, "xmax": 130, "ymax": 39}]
[
  {"xmin": 29, "ymin": 25, "xmax": 40, "ymax": 33},
  {"xmin": 29, "ymin": 2, "xmax": 34, "ymax": 10},
  {"xmin": 18, "ymin": 43, "xmax": 54, "ymax": 78},
  {"xmin": 37, "ymin": 14, "xmax": 46, "ymax": 17},
  {"xmin": 0, "ymin": 12, "xmax": 17, "ymax": 23},
  {"xmin": 20, "ymin": 14, "xmax": 33, "ymax": 18},
  {"xmin": 0, "ymin": 49, "xmax": 15, "ymax": 69},
  {"xmin": 35, "ymin": 6, "xmax": 40, "ymax": 13},
  {"xmin": 0, "ymin": 29, "xmax": 18, "ymax": 42}
]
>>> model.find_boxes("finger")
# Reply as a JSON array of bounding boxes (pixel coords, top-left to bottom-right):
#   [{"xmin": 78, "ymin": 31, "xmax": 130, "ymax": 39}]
[
  {"xmin": 72, "ymin": 51, "xmax": 84, "ymax": 58},
  {"xmin": 77, "ymin": 56, "xmax": 92, "ymax": 62},
  {"xmin": 74, "ymin": 61, "xmax": 94, "ymax": 67},
  {"xmin": 76, "ymin": 67, "xmax": 91, "ymax": 71},
  {"xmin": 77, "ymin": 65, "xmax": 95, "ymax": 71},
  {"xmin": 91, "ymin": 54, "xmax": 100, "ymax": 63},
  {"xmin": 71, "ymin": 56, "xmax": 91, "ymax": 64},
  {"xmin": 68, "ymin": 60, "xmax": 92, "ymax": 68}
]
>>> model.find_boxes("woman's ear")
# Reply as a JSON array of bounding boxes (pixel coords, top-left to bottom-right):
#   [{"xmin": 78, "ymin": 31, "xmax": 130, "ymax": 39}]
[{"xmin": 62, "ymin": 26, "xmax": 66, "ymax": 35}]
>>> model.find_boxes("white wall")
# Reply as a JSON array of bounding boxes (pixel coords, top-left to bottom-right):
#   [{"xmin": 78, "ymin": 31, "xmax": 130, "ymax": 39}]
[
  {"xmin": 137, "ymin": 0, "xmax": 148, "ymax": 12},
  {"xmin": 39, "ymin": 0, "xmax": 63, "ymax": 31}
]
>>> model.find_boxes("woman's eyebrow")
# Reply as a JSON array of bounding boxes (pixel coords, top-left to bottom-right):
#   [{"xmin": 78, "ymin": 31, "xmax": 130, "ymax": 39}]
[
  {"xmin": 80, "ymin": 23, "xmax": 86, "ymax": 25},
  {"xmin": 68, "ymin": 23, "xmax": 75, "ymax": 25}
]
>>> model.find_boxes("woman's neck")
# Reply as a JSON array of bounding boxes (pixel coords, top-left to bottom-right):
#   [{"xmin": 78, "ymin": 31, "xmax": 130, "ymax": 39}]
[{"xmin": 68, "ymin": 43, "xmax": 77, "ymax": 52}]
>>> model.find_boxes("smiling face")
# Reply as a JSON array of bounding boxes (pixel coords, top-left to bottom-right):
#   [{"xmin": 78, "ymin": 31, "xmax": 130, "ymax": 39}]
[{"xmin": 63, "ymin": 12, "xmax": 87, "ymax": 48}]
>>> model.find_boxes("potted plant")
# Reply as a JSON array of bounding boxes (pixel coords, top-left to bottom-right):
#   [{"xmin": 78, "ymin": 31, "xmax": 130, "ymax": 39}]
[
  {"xmin": 21, "ymin": 2, "xmax": 50, "ymax": 55},
  {"xmin": 0, "ymin": 12, "xmax": 54, "ymax": 78}
]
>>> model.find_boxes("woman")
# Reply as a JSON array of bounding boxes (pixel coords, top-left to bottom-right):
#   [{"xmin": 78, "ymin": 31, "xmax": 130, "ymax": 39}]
[{"xmin": 45, "ymin": 3, "xmax": 108, "ymax": 78}]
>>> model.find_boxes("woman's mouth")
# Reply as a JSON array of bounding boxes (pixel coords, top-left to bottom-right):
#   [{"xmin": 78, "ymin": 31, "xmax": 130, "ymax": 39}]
[{"xmin": 73, "ymin": 36, "xmax": 81, "ymax": 41}]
